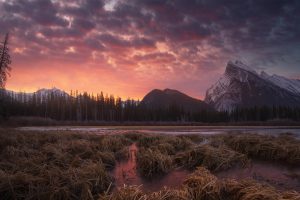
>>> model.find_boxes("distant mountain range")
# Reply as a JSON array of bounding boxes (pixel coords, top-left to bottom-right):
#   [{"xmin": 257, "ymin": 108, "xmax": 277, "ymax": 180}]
[
  {"xmin": 205, "ymin": 60, "xmax": 300, "ymax": 111},
  {"xmin": 4, "ymin": 87, "xmax": 68, "ymax": 100},
  {"xmin": 4, "ymin": 60, "xmax": 300, "ymax": 112}
]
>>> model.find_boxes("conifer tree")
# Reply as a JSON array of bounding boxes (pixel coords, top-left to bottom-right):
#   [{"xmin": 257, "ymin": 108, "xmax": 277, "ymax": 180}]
[{"xmin": 0, "ymin": 33, "xmax": 12, "ymax": 89}]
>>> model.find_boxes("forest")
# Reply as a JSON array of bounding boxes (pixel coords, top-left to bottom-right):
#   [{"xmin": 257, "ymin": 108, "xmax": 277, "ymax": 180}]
[{"xmin": 1, "ymin": 89, "xmax": 300, "ymax": 123}]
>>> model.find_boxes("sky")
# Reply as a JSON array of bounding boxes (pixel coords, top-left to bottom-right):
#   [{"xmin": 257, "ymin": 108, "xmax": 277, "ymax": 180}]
[{"xmin": 0, "ymin": 0, "xmax": 300, "ymax": 100}]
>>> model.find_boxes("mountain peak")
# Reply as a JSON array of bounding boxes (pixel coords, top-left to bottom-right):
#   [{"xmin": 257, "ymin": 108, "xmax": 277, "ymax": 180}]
[
  {"xmin": 142, "ymin": 88, "xmax": 213, "ymax": 112},
  {"xmin": 205, "ymin": 60, "xmax": 300, "ymax": 111},
  {"xmin": 227, "ymin": 60, "xmax": 257, "ymax": 74},
  {"xmin": 163, "ymin": 88, "xmax": 182, "ymax": 95},
  {"xmin": 36, "ymin": 87, "xmax": 68, "ymax": 96},
  {"xmin": 260, "ymin": 71, "xmax": 270, "ymax": 78}
]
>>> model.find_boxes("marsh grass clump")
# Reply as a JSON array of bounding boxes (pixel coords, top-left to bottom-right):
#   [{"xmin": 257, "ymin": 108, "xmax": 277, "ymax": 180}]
[
  {"xmin": 123, "ymin": 132, "xmax": 144, "ymax": 142},
  {"xmin": 224, "ymin": 133, "xmax": 300, "ymax": 166},
  {"xmin": 100, "ymin": 186, "xmax": 186, "ymax": 200},
  {"xmin": 137, "ymin": 134, "xmax": 195, "ymax": 155},
  {"xmin": 137, "ymin": 148, "xmax": 173, "ymax": 178},
  {"xmin": 96, "ymin": 152, "xmax": 116, "ymax": 169},
  {"xmin": 175, "ymin": 145, "xmax": 248, "ymax": 171},
  {"xmin": 183, "ymin": 167, "xmax": 221, "ymax": 200},
  {"xmin": 222, "ymin": 179, "xmax": 294, "ymax": 200},
  {"xmin": 99, "ymin": 135, "xmax": 132, "ymax": 153},
  {"xmin": 101, "ymin": 166, "xmax": 300, "ymax": 200},
  {"xmin": 182, "ymin": 167, "xmax": 300, "ymax": 200},
  {"xmin": 0, "ymin": 162, "xmax": 114, "ymax": 200},
  {"xmin": 100, "ymin": 185, "xmax": 145, "ymax": 200},
  {"xmin": 0, "ymin": 129, "xmax": 129, "ymax": 199},
  {"xmin": 137, "ymin": 135, "xmax": 162, "ymax": 148}
]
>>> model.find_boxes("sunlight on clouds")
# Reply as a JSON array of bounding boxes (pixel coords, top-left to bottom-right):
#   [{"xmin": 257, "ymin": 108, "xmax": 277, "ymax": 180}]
[
  {"xmin": 65, "ymin": 46, "xmax": 76, "ymax": 53},
  {"xmin": 104, "ymin": 0, "xmax": 119, "ymax": 11},
  {"xmin": 36, "ymin": 33, "xmax": 45, "ymax": 39},
  {"xmin": 156, "ymin": 42, "xmax": 169, "ymax": 52},
  {"xmin": 13, "ymin": 47, "xmax": 26, "ymax": 54},
  {"xmin": 61, "ymin": 15, "xmax": 73, "ymax": 28}
]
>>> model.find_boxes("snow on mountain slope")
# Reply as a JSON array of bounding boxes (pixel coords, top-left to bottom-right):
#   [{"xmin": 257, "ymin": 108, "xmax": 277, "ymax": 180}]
[
  {"xmin": 205, "ymin": 60, "xmax": 300, "ymax": 111},
  {"xmin": 2, "ymin": 88, "xmax": 69, "ymax": 102},
  {"xmin": 36, "ymin": 87, "xmax": 68, "ymax": 97},
  {"xmin": 260, "ymin": 72, "xmax": 300, "ymax": 95}
]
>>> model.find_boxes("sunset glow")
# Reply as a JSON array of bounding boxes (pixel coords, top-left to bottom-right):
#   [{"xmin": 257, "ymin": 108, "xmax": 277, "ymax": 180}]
[{"xmin": 1, "ymin": 0, "xmax": 300, "ymax": 99}]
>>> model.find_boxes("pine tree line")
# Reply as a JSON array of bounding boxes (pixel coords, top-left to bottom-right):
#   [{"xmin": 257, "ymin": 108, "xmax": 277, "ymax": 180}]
[{"xmin": 1, "ymin": 89, "xmax": 300, "ymax": 122}]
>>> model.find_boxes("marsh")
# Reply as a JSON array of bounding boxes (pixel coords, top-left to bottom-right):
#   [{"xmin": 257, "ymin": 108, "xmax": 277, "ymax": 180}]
[{"xmin": 0, "ymin": 128, "xmax": 299, "ymax": 199}]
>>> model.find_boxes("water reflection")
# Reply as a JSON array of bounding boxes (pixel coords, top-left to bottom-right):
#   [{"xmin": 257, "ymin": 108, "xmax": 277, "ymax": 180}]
[
  {"xmin": 216, "ymin": 161, "xmax": 300, "ymax": 192},
  {"xmin": 111, "ymin": 143, "xmax": 189, "ymax": 192},
  {"xmin": 18, "ymin": 126, "xmax": 300, "ymax": 137}
]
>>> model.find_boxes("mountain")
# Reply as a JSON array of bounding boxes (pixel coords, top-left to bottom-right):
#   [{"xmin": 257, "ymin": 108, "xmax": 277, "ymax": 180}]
[
  {"xmin": 35, "ymin": 87, "xmax": 69, "ymax": 97},
  {"xmin": 260, "ymin": 72, "xmax": 300, "ymax": 96},
  {"xmin": 205, "ymin": 60, "xmax": 300, "ymax": 111},
  {"xmin": 2, "ymin": 87, "xmax": 69, "ymax": 102},
  {"xmin": 141, "ymin": 88, "xmax": 213, "ymax": 112}
]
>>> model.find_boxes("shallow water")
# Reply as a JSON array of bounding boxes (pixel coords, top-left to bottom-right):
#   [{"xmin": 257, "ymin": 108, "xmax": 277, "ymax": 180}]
[
  {"xmin": 111, "ymin": 143, "xmax": 189, "ymax": 192},
  {"xmin": 216, "ymin": 161, "xmax": 300, "ymax": 192},
  {"xmin": 112, "ymin": 144, "xmax": 300, "ymax": 192},
  {"xmin": 18, "ymin": 126, "xmax": 300, "ymax": 137}
]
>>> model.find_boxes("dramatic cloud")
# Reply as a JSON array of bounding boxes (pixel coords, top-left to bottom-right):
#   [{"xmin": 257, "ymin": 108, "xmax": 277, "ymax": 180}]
[{"xmin": 1, "ymin": 0, "xmax": 299, "ymax": 99}]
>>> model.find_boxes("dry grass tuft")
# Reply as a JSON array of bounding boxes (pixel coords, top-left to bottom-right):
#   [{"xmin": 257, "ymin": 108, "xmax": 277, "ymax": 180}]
[
  {"xmin": 137, "ymin": 148, "xmax": 173, "ymax": 178},
  {"xmin": 100, "ymin": 166, "xmax": 300, "ymax": 200},
  {"xmin": 224, "ymin": 133, "xmax": 300, "ymax": 166},
  {"xmin": 99, "ymin": 185, "xmax": 145, "ymax": 200},
  {"xmin": 137, "ymin": 135, "xmax": 194, "ymax": 154},
  {"xmin": 183, "ymin": 167, "xmax": 221, "ymax": 200},
  {"xmin": 0, "ymin": 129, "xmax": 131, "ymax": 199},
  {"xmin": 175, "ymin": 145, "xmax": 248, "ymax": 171}
]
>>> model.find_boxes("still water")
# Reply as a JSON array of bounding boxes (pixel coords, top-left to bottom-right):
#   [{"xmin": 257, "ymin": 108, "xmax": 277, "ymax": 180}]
[{"xmin": 18, "ymin": 126, "xmax": 300, "ymax": 137}]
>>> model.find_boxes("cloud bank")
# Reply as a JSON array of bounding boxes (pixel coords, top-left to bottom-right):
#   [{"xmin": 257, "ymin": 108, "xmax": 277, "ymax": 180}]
[{"xmin": 1, "ymin": 0, "xmax": 299, "ymax": 98}]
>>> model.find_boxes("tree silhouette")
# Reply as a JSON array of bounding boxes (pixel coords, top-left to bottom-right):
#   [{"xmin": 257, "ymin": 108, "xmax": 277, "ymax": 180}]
[{"xmin": 0, "ymin": 33, "xmax": 12, "ymax": 89}]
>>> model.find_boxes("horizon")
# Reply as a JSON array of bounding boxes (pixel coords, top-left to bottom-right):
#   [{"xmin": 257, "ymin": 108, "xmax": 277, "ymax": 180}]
[
  {"xmin": 5, "ymin": 60, "xmax": 300, "ymax": 102},
  {"xmin": 1, "ymin": 0, "xmax": 300, "ymax": 99}
]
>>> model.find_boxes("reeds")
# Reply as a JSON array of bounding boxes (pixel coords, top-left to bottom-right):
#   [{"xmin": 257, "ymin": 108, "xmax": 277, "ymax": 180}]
[
  {"xmin": 223, "ymin": 133, "xmax": 300, "ymax": 166},
  {"xmin": 1, "ymin": 129, "xmax": 299, "ymax": 199},
  {"xmin": 137, "ymin": 135, "xmax": 194, "ymax": 154},
  {"xmin": 175, "ymin": 145, "xmax": 248, "ymax": 171},
  {"xmin": 135, "ymin": 134, "xmax": 197, "ymax": 178},
  {"xmin": 183, "ymin": 167, "xmax": 221, "ymax": 200},
  {"xmin": 100, "ymin": 166, "xmax": 300, "ymax": 200},
  {"xmin": 137, "ymin": 148, "xmax": 173, "ymax": 178},
  {"xmin": 0, "ymin": 129, "xmax": 129, "ymax": 199}
]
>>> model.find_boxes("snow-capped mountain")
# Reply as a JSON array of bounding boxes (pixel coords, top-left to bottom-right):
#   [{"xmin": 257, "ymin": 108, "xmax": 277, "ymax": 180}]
[
  {"xmin": 205, "ymin": 60, "xmax": 300, "ymax": 111},
  {"xmin": 35, "ymin": 87, "xmax": 69, "ymax": 97},
  {"xmin": 260, "ymin": 72, "xmax": 300, "ymax": 96},
  {"xmin": 2, "ymin": 87, "xmax": 69, "ymax": 102}
]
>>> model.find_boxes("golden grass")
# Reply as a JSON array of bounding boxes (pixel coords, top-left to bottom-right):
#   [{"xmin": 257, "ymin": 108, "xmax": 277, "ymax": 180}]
[
  {"xmin": 137, "ymin": 148, "xmax": 173, "ymax": 178},
  {"xmin": 175, "ymin": 144, "xmax": 248, "ymax": 171},
  {"xmin": 0, "ymin": 129, "xmax": 134, "ymax": 199},
  {"xmin": 134, "ymin": 134, "xmax": 199, "ymax": 178},
  {"xmin": 137, "ymin": 135, "xmax": 195, "ymax": 154},
  {"xmin": 183, "ymin": 167, "xmax": 221, "ymax": 200},
  {"xmin": 223, "ymin": 133, "xmax": 300, "ymax": 166},
  {"xmin": 100, "ymin": 167, "xmax": 300, "ymax": 200},
  {"xmin": 1, "ymin": 129, "xmax": 299, "ymax": 199}
]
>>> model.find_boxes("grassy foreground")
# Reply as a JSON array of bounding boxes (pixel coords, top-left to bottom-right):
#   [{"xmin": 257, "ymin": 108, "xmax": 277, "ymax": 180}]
[
  {"xmin": 0, "ymin": 129, "xmax": 131, "ymax": 199},
  {"xmin": 0, "ymin": 128, "xmax": 299, "ymax": 199},
  {"xmin": 101, "ymin": 167, "xmax": 300, "ymax": 200}
]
